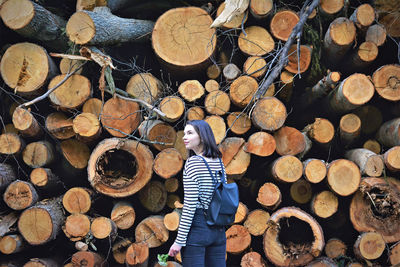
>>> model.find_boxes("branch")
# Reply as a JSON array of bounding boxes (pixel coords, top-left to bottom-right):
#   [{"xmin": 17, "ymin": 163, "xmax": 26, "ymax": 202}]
[
  {"xmin": 254, "ymin": 0, "xmax": 320, "ymax": 100},
  {"xmin": 19, "ymin": 62, "xmax": 86, "ymax": 108}
]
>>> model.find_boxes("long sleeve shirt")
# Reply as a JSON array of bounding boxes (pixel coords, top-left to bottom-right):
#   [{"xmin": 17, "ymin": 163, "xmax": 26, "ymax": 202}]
[{"xmin": 175, "ymin": 155, "xmax": 226, "ymax": 246}]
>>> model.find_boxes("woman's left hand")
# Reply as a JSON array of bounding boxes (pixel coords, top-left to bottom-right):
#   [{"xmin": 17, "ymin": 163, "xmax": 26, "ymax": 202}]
[{"xmin": 168, "ymin": 242, "xmax": 182, "ymax": 257}]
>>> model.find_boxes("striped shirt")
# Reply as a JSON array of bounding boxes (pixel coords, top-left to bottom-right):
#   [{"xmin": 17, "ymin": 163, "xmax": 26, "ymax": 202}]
[{"xmin": 175, "ymin": 155, "xmax": 226, "ymax": 246}]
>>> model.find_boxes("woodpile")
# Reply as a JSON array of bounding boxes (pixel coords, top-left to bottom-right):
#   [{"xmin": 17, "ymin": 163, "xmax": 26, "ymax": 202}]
[{"xmin": 0, "ymin": 0, "xmax": 399, "ymax": 266}]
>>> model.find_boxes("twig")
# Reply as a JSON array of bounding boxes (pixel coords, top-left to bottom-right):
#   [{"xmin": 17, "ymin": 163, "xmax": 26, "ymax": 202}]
[
  {"xmin": 254, "ymin": 0, "xmax": 320, "ymax": 100},
  {"xmin": 19, "ymin": 62, "xmax": 86, "ymax": 108}
]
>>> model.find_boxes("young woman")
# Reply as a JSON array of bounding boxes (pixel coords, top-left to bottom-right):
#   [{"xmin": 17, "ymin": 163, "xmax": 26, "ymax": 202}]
[{"xmin": 168, "ymin": 120, "xmax": 226, "ymax": 267}]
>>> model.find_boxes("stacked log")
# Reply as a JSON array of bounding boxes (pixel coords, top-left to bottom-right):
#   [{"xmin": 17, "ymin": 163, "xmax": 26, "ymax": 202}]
[{"xmin": 0, "ymin": 1, "xmax": 399, "ymax": 266}]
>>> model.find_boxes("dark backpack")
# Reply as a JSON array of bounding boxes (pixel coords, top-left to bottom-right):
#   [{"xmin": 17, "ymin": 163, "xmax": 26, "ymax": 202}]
[{"xmin": 197, "ymin": 156, "xmax": 239, "ymax": 226}]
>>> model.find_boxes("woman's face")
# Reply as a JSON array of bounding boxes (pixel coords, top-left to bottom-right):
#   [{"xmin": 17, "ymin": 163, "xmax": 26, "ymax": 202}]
[{"xmin": 183, "ymin": 124, "xmax": 201, "ymax": 151}]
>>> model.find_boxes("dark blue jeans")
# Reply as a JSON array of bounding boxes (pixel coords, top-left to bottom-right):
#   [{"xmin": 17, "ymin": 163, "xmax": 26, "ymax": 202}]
[{"xmin": 182, "ymin": 208, "xmax": 226, "ymax": 267}]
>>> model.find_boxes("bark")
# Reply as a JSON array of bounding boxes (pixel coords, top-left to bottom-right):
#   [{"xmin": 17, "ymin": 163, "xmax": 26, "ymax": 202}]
[
  {"xmin": 0, "ymin": 212, "xmax": 18, "ymax": 237},
  {"xmin": 327, "ymin": 159, "xmax": 361, "ymax": 196},
  {"xmin": 204, "ymin": 90, "xmax": 231, "ymax": 115},
  {"xmin": 159, "ymin": 96, "xmax": 185, "ymax": 123},
  {"xmin": 251, "ymin": 97, "xmax": 287, "ymax": 131},
  {"xmin": 243, "ymin": 209, "xmax": 270, "ymax": 236},
  {"xmin": 125, "ymin": 242, "xmax": 149, "ymax": 267},
  {"xmin": 244, "ymin": 131, "xmax": 276, "ymax": 157},
  {"xmin": 0, "ymin": 163, "xmax": 16, "ymax": 191},
  {"xmin": 376, "ymin": 117, "xmax": 400, "ymax": 147},
  {"xmin": 290, "ymin": 179, "xmax": 312, "ymax": 204},
  {"xmin": 238, "ymin": 26, "xmax": 274, "ymax": 56},
  {"xmin": 372, "ymin": 64, "xmax": 400, "ymax": 102},
  {"xmin": 138, "ymin": 181, "xmax": 167, "ymax": 213},
  {"xmin": 303, "ymin": 159, "xmax": 327, "ymax": 184},
  {"xmin": 153, "ymin": 148, "xmax": 183, "ymax": 179},
  {"xmin": 243, "ymin": 56, "xmax": 267, "ymax": 78},
  {"xmin": 310, "ymin": 190, "xmax": 338, "ymax": 218},
  {"xmin": 135, "ymin": 216, "xmax": 169, "ymax": 248},
  {"xmin": 226, "ymin": 225, "xmax": 252, "ymax": 254},
  {"xmin": 45, "ymin": 112, "xmax": 75, "ymax": 140},
  {"xmin": 345, "ymin": 148, "xmax": 384, "ymax": 177},
  {"xmin": 12, "ymin": 107, "xmax": 43, "ymax": 138},
  {"xmin": 111, "ymin": 201, "xmax": 136, "ymax": 230},
  {"xmin": 66, "ymin": 6, "xmax": 154, "ymax": 45},
  {"xmin": 229, "ymin": 76, "xmax": 259, "ymax": 108},
  {"xmin": 138, "ymin": 120, "xmax": 176, "ymax": 151},
  {"xmin": 226, "ymin": 112, "xmax": 252, "ymax": 135},
  {"xmin": 219, "ymin": 137, "xmax": 251, "ymax": 179},
  {"xmin": 88, "ymin": 138, "xmax": 154, "ymax": 198},
  {"xmin": 62, "ymin": 213, "xmax": 91, "ymax": 241},
  {"xmin": 204, "ymin": 115, "xmax": 226, "ymax": 145},
  {"xmin": 257, "ymin": 182, "xmax": 282, "ymax": 210},
  {"xmin": 126, "ymin": 73, "xmax": 164, "ymax": 105},
  {"xmin": 62, "ymin": 187, "xmax": 93, "ymax": 214},
  {"xmin": 270, "ymin": 10, "xmax": 300, "ymax": 41},
  {"xmin": 270, "ymin": 155, "xmax": 303, "ymax": 183},
  {"xmin": 305, "ymin": 257, "xmax": 338, "ymax": 267},
  {"xmin": 22, "ymin": 141, "xmax": 55, "ymax": 168}
]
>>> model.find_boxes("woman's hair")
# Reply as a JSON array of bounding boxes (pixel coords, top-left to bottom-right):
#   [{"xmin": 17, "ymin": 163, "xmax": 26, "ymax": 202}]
[{"xmin": 186, "ymin": 120, "xmax": 222, "ymax": 158}]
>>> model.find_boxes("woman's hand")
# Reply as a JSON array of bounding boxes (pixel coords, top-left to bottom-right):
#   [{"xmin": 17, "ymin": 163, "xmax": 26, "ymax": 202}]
[{"xmin": 168, "ymin": 242, "xmax": 182, "ymax": 257}]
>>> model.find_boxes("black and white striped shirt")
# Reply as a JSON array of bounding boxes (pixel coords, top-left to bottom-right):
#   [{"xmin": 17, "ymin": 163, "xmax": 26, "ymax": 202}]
[{"xmin": 175, "ymin": 155, "xmax": 226, "ymax": 246}]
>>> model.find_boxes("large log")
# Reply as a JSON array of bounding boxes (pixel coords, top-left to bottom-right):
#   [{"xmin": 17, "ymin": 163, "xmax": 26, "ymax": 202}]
[
  {"xmin": 251, "ymin": 97, "xmax": 287, "ymax": 131},
  {"xmin": 153, "ymin": 148, "xmax": 183, "ymax": 179},
  {"xmin": 126, "ymin": 73, "xmax": 164, "ymax": 105},
  {"xmin": 0, "ymin": 0, "xmax": 68, "ymax": 51},
  {"xmin": 88, "ymin": 138, "xmax": 154, "ymax": 198},
  {"xmin": 138, "ymin": 120, "xmax": 176, "ymax": 151},
  {"xmin": 66, "ymin": 6, "xmax": 154, "ymax": 45},
  {"xmin": 372, "ymin": 64, "xmax": 400, "ymax": 101},
  {"xmin": 270, "ymin": 10, "xmax": 299, "ymax": 41}
]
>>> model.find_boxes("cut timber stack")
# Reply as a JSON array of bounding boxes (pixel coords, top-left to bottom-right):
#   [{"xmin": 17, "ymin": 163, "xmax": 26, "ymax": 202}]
[{"xmin": 0, "ymin": 0, "xmax": 399, "ymax": 266}]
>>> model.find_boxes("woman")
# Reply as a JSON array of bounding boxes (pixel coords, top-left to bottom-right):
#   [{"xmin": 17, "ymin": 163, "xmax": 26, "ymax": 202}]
[{"xmin": 168, "ymin": 120, "xmax": 226, "ymax": 267}]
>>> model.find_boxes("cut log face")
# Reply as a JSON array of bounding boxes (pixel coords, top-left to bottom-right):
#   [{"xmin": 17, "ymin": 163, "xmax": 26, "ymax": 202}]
[
  {"xmin": 91, "ymin": 216, "xmax": 117, "ymax": 240},
  {"xmin": 234, "ymin": 202, "xmax": 248, "ymax": 224},
  {"xmin": 305, "ymin": 257, "xmax": 338, "ymax": 267},
  {"xmin": 350, "ymin": 177, "xmax": 400, "ymax": 243},
  {"xmin": 363, "ymin": 139, "xmax": 381, "ymax": 154},
  {"xmin": 48, "ymin": 74, "xmax": 91, "ymax": 109},
  {"xmin": 0, "ymin": 42, "xmax": 56, "ymax": 96},
  {"xmin": 350, "ymin": 4, "xmax": 375, "ymax": 30},
  {"xmin": 290, "ymin": 179, "xmax": 312, "ymax": 204},
  {"xmin": 135, "ymin": 215, "xmax": 169, "ymax": 248},
  {"xmin": 0, "ymin": 133, "xmax": 24, "ymax": 155},
  {"xmin": 165, "ymin": 178, "xmax": 179, "ymax": 193},
  {"xmin": 311, "ymin": 190, "xmax": 338, "ymax": 218},
  {"xmin": 339, "ymin": 113, "xmax": 361, "ymax": 145},
  {"xmin": 271, "ymin": 155, "xmax": 303, "ymax": 183},
  {"xmin": 205, "ymin": 79, "xmax": 219, "ymax": 93},
  {"xmin": 22, "ymin": 141, "xmax": 55, "ymax": 168},
  {"xmin": 174, "ymin": 131, "xmax": 188, "ymax": 160},
  {"xmin": 229, "ymin": 76, "xmax": 259, "ymax": 108},
  {"xmin": 23, "ymin": 258, "xmax": 60, "ymax": 267},
  {"xmin": 250, "ymin": 0, "xmax": 273, "ymax": 19},
  {"xmin": 243, "ymin": 56, "xmax": 267, "ymax": 78},
  {"xmin": 186, "ymin": 107, "xmax": 205, "ymax": 121},
  {"xmin": 327, "ymin": 159, "xmax": 360, "ymax": 196},
  {"xmin": 111, "ymin": 201, "xmax": 136, "ymax": 230},
  {"xmin": 306, "ymin": 118, "xmax": 335, "ymax": 146},
  {"xmin": 219, "ymin": 137, "xmax": 251, "ymax": 178},
  {"xmin": 206, "ymin": 64, "xmax": 221, "ymax": 79},
  {"xmin": 226, "ymin": 225, "xmax": 251, "ymax": 254},
  {"xmin": 390, "ymin": 241, "xmax": 400, "ymax": 265},
  {"xmin": 100, "ymin": 97, "xmax": 141, "ymax": 137},
  {"xmin": 270, "ymin": 10, "xmax": 300, "ymax": 41},
  {"xmin": 384, "ymin": 146, "xmax": 400, "ymax": 172},
  {"xmin": 263, "ymin": 207, "xmax": 324, "ymax": 267},
  {"xmin": 178, "ymin": 80, "xmax": 205, "ymax": 102},
  {"xmin": 241, "ymin": 251, "xmax": 267, "ymax": 267},
  {"xmin": 60, "ymin": 139, "xmax": 90, "ymax": 170},
  {"xmin": 159, "ymin": 96, "xmax": 185, "ymax": 122},
  {"xmin": 139, "ymin": 181, "xmax": 167, "ymax": 213},
  {"xmin": 223, "ymin": 63, "xmax": 241, "ymax": 81},
  {"xmin": 324, "ymin": 238, "xmax": 347, "ymax": 259},
  {"xmin": 204, "ymin": 90, "xmax": 231, "ymax": 115},
  {"xmin": 139, "ymin": 120, "xmax": 177, "ymax": 151},
  {"xmin": 62, "ymin": 187, "xmax": 92, "ymax": 214},
  {"xmin": 285, "ymin": 45, "xmax": 312, "ymax": 74},
  {"xmin": 216, "ymin": 2, "xmax": 248, "ymax": 29},
  {"xmin": 274, "ymin": 126, "xmax": 306, "ymax": 156},
  {"xmin": 205, "ymin": 115, "xmax": 226, "ymax": 144},
  {"xmin": 87, "ymin": 138, "xmax": 154, "ymax": 198},
  {"xmin": 0, "ymin": 234, "xmax": 25, "ymax": 254},
  {"xmin": 303, "ymin": 159, "xmax": 327, "ymax": 184},
  {"xmin": 59, "ymin": 58, "xmax": 83, "ymax": 75},
  {"xmin": 152, "ymin": 7, "xmax": 216, "ymax": 71},
  {"xmin": 4, "ymin": 180, "xmax": 38, "ymax": 210},
  {"xmin": 345, "ymin": 148, "xmax": 383, "ymax": 177},
  {"xmin": 366, "ymin": 24, "xmax": 387, "ymax": 47},
  {"xmin": 71, "ymin": 251, "xmax": 105, "ymax": 267},
  {"xmin": 82, "ymin": 98, "xmax": 102, "ymax": 117},
  {"xmin": 351, "ymin": 41, "xmax": 378, "ymax": 69},
  {"xmin": 251, "ymin": 97, "xmax": 287, "ymax": 131},
  {"xmin": 164, "ymin": 209, "xmax": 181, "ymax": 231},
  {"xmin": 372, "ymin": 64, "xmax": 400, "ymax": 101},
  {"xmin": 62, "ymin": 213, "xmax": 91, "ymax": 241},
  {"xmin": 12, "ymin": 107, "xmax": 42, "ymax": 138},
  {"xmin": 244, "ymin": 209, "xmax": 270, "ymax": 236},
  {"xmin": 238, "ymin": 26, "xmax": 275, "ymax": 56},
  {"xmin": 226, "ymin": 112, "xmax": 252, "ymax": 135},
  {"xmin": 244, "ymin": 131, "xmax": 276, "ymax": 157},
  {"xmin": 353, "ymin": 232, "xmax": 385, "ymax": 260},
  {"xmin": 320, "ymin": 0, "xmax": 344, "ymax": 15},
  {"xmin": 125, "ymin": 242, "xmax": 149, "ymax": 267},
  {"xmin": 257, "ymin": 182, "xmax": 282, "ymax": 210},
  {"xmin": 73, "ymin": 112, "xmax": 101, "ymax": 143},
  {"xmin": 45, "ymin": 112, "xmax": 74, "ymax": 140},
  {"xmin": 153, "ymin": 148, "xmax": 183, "ymax": 179},
  {"xmin": 126, "ymin": 73, "xmax": 163, "ymax": 105}
]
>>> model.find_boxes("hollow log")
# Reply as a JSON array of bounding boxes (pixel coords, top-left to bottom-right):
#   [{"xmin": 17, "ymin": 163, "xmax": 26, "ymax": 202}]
[
  {"xmin": 219, "ymin": 137, "xmax": 251, "ymax": 179},
  {"xmin": 72, "ymin": 112, "xmax": 101, "ymax": 143},
  {"xmin": 350, "ymin": 177, "xmax": 400, "ymax": 243},
  {"xmin": 135, "ymin": 215, "xmax": 169, "ymax": 248},
  {"xmin": 274, "ymin": 126, "xmax": 306, "ymax": 156},
  {"xmin": 18, "ymin": 197, "xmax": 64, "ymax": 245},
  {"xmin": 126, "ymin": 73, "xmax": 163, "ymax": 105},
  {"xmin": 353, "ymin": 105, "xmax": 382, "ymax": 135},
  {"xmin": 249, "ymin": 0, "xmax": 273, "ymax": 19},
  {"xmin": 22, "ymin": 141, "xmax": 55, "ymax": 168},
  {"xmin": 285, "ymin": 45, "xmax": 312, "ymax": 74},
  {"xmin": 111, "ymin": 201, "xmax": 136, "ymax": 230},
  {"xmin": 59, "ymin": 58, "xmax": 83, "ymax": 75},
  {"xmin": 152, "ymin": 7, "xmax": 216, "ymax": 73},
  {"xmin": 319, "ymin": 0, "xmax": 344, "ymax": 16},
  {"xmin": 344, "ymin": 148, "xmax": 383, "ymax": 177},
  {"xmin": 354, "ymin": 232, "xmax": 385, "ymax": 261},
  {"xmin": 390, "ymin": 241, "xmax": 400, "ymax": 265},
  {"xmin": 204, "ymin": 90, "xmax": 231, "ymax": 116},
  {"xmin": 23, "ymin": 258, "xmax": 61, "ymax": 267},
  {"xmin": 243, "ymin": 56, "xmax": 267, "ymax": 79},
  {"xmin": 159, "ymin": 96, "xmax": 185, "ymax": 123},
  {"xmin": 263, "ymin": 207, "xmax": 324, "ymax": 267},
  {"xmin": 67, "ymin": 6, "xmax": 153, "ymax": 45},
  {"xmin": 45, "ymin": 112, "xmax": 74, "ymax": 140},
  {"xmin": 376, "ymin": 117, "xmax": 400, "ymax": 147},
  {"xmin": 179, "ymin": 80, "xmax": 205, "ymax": 102},
  {"xmin": 226, "ymin": 112, "xmax": 252, "ymax": 135},
  {"xmin": 164, "ymin": 209, "xmax": 181, "ymax": 231},
  {"xmin": 88, "ymin": 138, "xmax": 154, "ymax": 198},
  {"xmin": 372, "ymin": 64, "xmax": 400, "ymax": 101},
  {"xmin": 326, "ymin": 73, "xmax": 375, "ymax": 115},
  {"xmin": 139, "ymin": 120, "xmax": 176, "ymax": 151},
  {"xmin": 241, "ymin": 251, "xmax": 267, "ymax": 267},
  {"xmin": 91, "ymin": 216, "xmax": 117, "ymax": 241},
  {"xmin": 327, "ymin": 159, "xmax": 360, "ymax": 196},
  {"xmin": 270, "ymin": 10, "xmax": 299, "ymax": 41},
  {"xmin": 125, "ymin": 242, "xmax": 149, "ymax": 267},
  {"xmin": 101, "ymin": 97, "xmax": 141, "ymax": 138},
  {"xmin": 4, "ymin": 180, "xmax": 39, "ymax": 210},
  {"xmin": 226, "ymin": 225, "xmax": 251, "ymax": 255},
  {"xmin": 62, "ymin": 213, "xmax": 91, "ymax": 241},
  {"xmin": 348, "ymin": 41, "xmax": 378, "ymax": 70},
  {"xmin": 257, "ymin": 182, "xmax": 282, "ymax": 210},
  {"xmin": 229, "ymin": 76, "xmax": 259, "ymax": 108},
  {"xmin": 339, "ymin": 113, "xmax": 361, "ymax": 146},
  {"xmin": 82, "ymin": 98, "xmax": 103, "ymax": 117},
  {"xmin": 153, "ymin": 148, "xmax": 183, "ymax": 179},
  {"xmin": 323, "ymin": 17, "xmax": 356, "ymax": 65},
  {"xmin": 204, "ymin": 79, "xmax": 219, "ymax": 93},
  {"xmin": 365, "ymin": 24, "xmax": 386, "ymax": 47},
  {"xmin": 244, "ymin": 131, "xmax": 276, "ymax": 157},
  {"xmin": 112, "ymin": 238, "xmax": 131, "ymax": 264},
  {"xmin": 303, "ymin": 159, "xmax": 327, "ymax": 184},
  {"xmin": 0, "ymin": 42, "xmax": 58, "ymax": 97},
  {"xmin": 0, "ymin": 163, "xmax": 16, "ymax": 191},
  {"xmin": 62, "ymin": 187, "xmax": 93, "ymax": 214},
  {"xmin": 60, "ymin": 139, "xmax": 90, "ymax": 174},
  {"xmin": 204, "ymin": 115, "xmax": 226, "ymax": 145},
  {"xmin": 251, "ymin": 97, "xmax": 287, "ymax": 131},
  {"xmin": 350, "ymin": 4, "xmax": 375, "ymax": 32},
  {"xmin": 290, "ymin": 179, "xmax": 312, "ymax": 204},
  {"xmin": 0, "ymin": 0, "xmax": 68, "ymax": 51},
  {"xmin": 271, "ymin": 155, "xmax": 303, "ymax": 183},
  {"xmin": 0, "ymin": 234, "xmax": 26, "ymax": 254},
  {"xmin": 216, "ymin": 2, "xmax": 248, "ymax": 29},
  {"xmin": 71, "ymin": 251, "xmax": 105, "ymax": 267},
  {"xmin": 12, "ymin": 107, "xmax": 43, "ymax": 138},
  {"xmin": 363, "ymin": 139, "xmax": 381, "ymax": 154},
  {"xmin": 311, "ymin": 190, "xmax": 338, "ymax": 218},
  {"xmin": 138, "ymin": 181, "xmax": 167, "ymax": 212},
  {"xmin": 48, "ymin": 74, "xmax": 91, "ymax": 110},
  {"xmin": 324, "ymin": 238, "xmax": 347, "ymax": 259},
  {"xmin": 243, "ymin": 209, "xmax": 270, "ymax": 236},
  {"xmin": 0, "ymin": 133, "xmax": 24, "ymax": 156},
  {"xmin": 234, "ymin": 202, "xmax": 249, "ymax": 224},
  {"xmin": 238, "ymin": 26, "xmax": 274, "ymax": 56},
  {"xmin": 223, "ymin": 63, "xmax": 241, "ymax": 81}
]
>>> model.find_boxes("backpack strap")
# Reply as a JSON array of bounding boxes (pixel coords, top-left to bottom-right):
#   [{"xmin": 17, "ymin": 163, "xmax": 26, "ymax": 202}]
[{"xmin": 195, "ymin": 155, "xmax": 221, "ymax": 210}]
